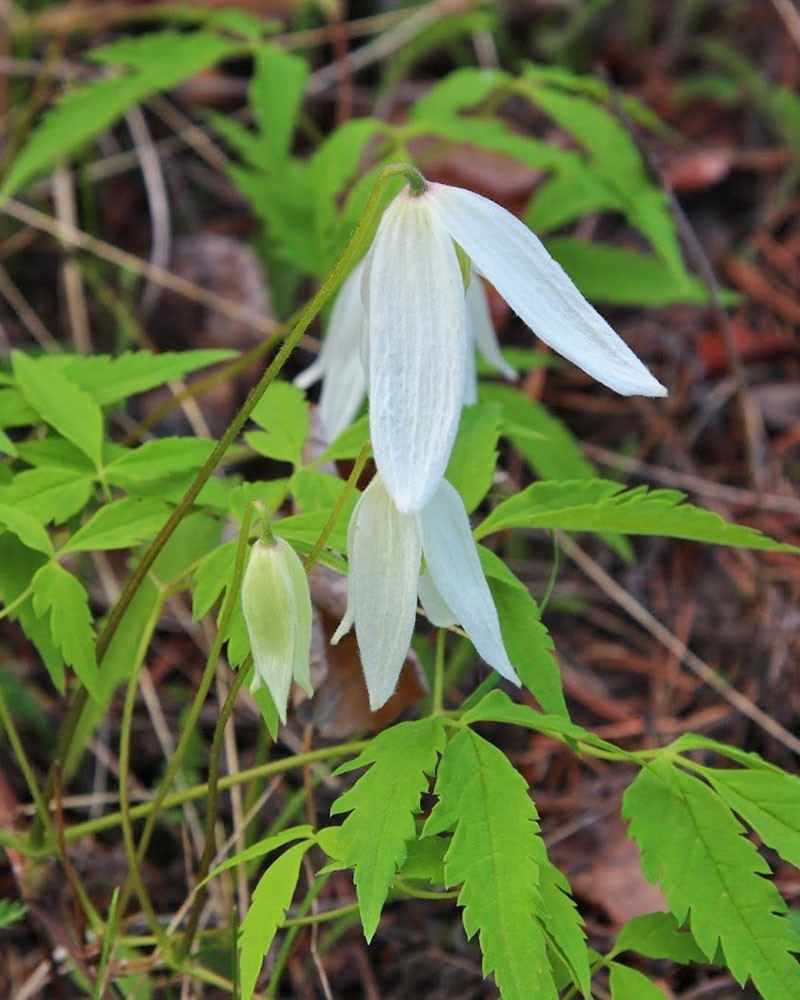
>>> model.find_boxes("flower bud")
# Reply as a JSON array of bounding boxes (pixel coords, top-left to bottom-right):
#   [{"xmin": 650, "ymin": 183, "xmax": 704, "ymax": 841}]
[{"xmin": 241, "ymin": 536, "xmax": 312, "ymax": 724}]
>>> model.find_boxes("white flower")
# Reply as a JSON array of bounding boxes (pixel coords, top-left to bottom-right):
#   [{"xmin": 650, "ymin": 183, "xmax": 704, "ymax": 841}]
[
  {"xmin": 332, "ymin": 474, "xmax": 519, "ymax": 711},
  {"xmin": 241, "ymin": 535, "xmax": 313, "ymax": 724},
  {"xmin": 295, "ymin": 262, "xmax": 516, "ymax": 437},
  {"xmin": 294, "ymin": 260, "xmax": 368, "ymax": 442},
  {"xmin": 363, "ymin": 180, "xmax": 667, "ymax": 513}
]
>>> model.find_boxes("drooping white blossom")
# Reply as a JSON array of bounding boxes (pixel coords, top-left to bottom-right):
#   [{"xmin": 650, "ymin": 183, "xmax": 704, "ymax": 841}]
[
  {"xmin": 333, "ymin": 475, "xmax": 519, "ymax": 711},
  {"xmin": 241, "ymin": 535, "xmax": 313, "ymax": 724},
  {"xmin": 362, "ymin": 180, "xmax": 666, "ymax": 513}
]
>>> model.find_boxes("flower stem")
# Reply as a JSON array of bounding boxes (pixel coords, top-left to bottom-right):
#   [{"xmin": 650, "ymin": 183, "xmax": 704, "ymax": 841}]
[{"xmin": 432, "ymin": 628, "xmax": 446, "ymax": 715}]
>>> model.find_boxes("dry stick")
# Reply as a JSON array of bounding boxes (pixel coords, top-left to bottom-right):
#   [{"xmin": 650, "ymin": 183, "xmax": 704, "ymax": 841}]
[
  {"xmin": 558, "ymin": 533, "xmax": 800, "ymax": 757},
  {"xmin": 600, "ymin": 68, "xmax": 768, "ymax": 495},
  {"xmin": 52, "ymin": 166, "xmax": 91, "ymax": 353},
  {"xmin": 771, "ymin": 0, "xmax": 800, "ymax": 51},
  {"xmin": 2, "ymin": 198, "xmax": 280, "ymax": 339}
]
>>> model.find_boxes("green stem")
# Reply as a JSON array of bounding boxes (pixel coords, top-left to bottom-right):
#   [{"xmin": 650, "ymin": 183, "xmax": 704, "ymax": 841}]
[
  {"xmin": 0, "ymin": 685, "xmax": 52, "ymax": 839},
  {"xmin": 42, "ymin": 161, "xmax": 419, "ymax": 808},
  {"xmin": 303, "ymin": 438, "xmax": 372, "ymax": 572},
  {"xmin": 118, "ymin": 651, "xmax": 173, "ymax": 958},
  {"xmin": 116, "ymin": 502, "xmax": 257, "ymax": 920},
  {"xmin": 64, "ymin": 742, "xmax": 368, "ymax": 844},
  {"xmin": 432, "ymin": 628, "xmax": 446, "ymax": 715},
  {"xmin": 179, "ymin": 656, "xmax": 254, "ymax": 959},
  {"xmin": 0, "ymin": 585, "xmax": 34, "ymax": 624}
]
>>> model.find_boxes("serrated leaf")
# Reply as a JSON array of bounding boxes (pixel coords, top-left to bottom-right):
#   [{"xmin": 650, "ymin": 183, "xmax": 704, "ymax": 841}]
[
  {"xmin": 63, "ymin": 497, "xmax": 170, "ymax": 553},
  {"xmin": 398, "ymin": 835, "xmax": 447, "ymax": 885},
  {"xmin": 192, "ymin": 541, "xmax": 237, "ymax": 621},
  {"xmin": 0, "ymin": 500, "xmax": 54, "ymax": 555},
  {"xmin": 204, "ymin": 825, "xmax": 314, "ymax": 886},
  {"xmin": 1, "ymin": 31, "xmax": 241, "ymax": 197},
  {"xmin": 105, "ymin": 438, "xmax": 215, "ymax": 489},
  {"xmin": 704, "ymin": 767, "xmax": 800, "ymax": 869},
  {"xmin": 239, "ymin": 839, "xmax": 312, "ymax": 1000},
  {"xmin": 623, "ymin": 758, "xmax": 800, "ymax": 999},
  {"xmin": 250, "ymin": 44, "xmax": 308, "ymax": 166},
  {"xmin": 51, "ymin": 349, "xmax": 236, "ymax": 405},
  {"xmin": 0, "ymin": 466, "xmax": 93, "ymax": 525},
  {"xmin": 608, "ymin": 962, "xmax": 668, "ymax": 999},
  {"xmin": 272, "ymin": 510, "xmax": 348, "ymax": 560},
  {"xmin": 0, "ymin": 388, "xmax": 37, "ymax": 428},
  {"xmin": 14, "ymin": 436, "xmax": 95, "ymax": 472},
  {"xmin": 423, "ymin": 728, "xmax": 557, "ymax": 999},
  {"xmin": 247, "ymin": 381, "xmax": 309, "ymax": 465},
  {"xmin": 331, "ymin": 718, "xmax": 446, "ymax": 941},
  {"xmin": 12, "ymin": 352, "xmax": 103, "ymax": 468},
  {"xmin": 479, "ymin": 547, "xmax": 568, "ymax": 718},
  {"xmin": 31, "ymin": 562, "xmax": 99, "ymax": 699},
  {"xmin": 615, "ymin": 912, "xmax": 708, "ymax": 965},
  {"xmin": 446, "ymin": 404, "xmax": 502, "ymax": 513},
  {"xmin": 475, "ymin": 479, "xmax": 798, "ymax": 553},
  {"xmin": 316, "ymin": 414, "xmax": 370, "ymax": 463},
  {"xmin": 534, "ymin": 846, "xmax": 591, "ymax": 997},
  {"xmin": 290, "ymin": 469, "xmax": 349, "ymax": 513}
]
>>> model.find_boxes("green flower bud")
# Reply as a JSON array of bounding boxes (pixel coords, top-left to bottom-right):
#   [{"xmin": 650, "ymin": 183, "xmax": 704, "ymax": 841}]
[{"xmin": 241, "ymin": 536, "xmax": 312, "ymax": 724}]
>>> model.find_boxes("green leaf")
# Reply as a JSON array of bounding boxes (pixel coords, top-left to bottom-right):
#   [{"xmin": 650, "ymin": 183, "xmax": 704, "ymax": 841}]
[
  {"xmin": 704, "ymin": 767, "xmax": 800, "ymax": 869},
  {"xmin": 331, "ymin": 718, "xmax": 446, "ymax": 941},
  {"xmin": 54, "ymin": 349, "xmax": 236, "ymax": 405},
  {"xmin": 316, "ymin": 415, "xmax": 370, "ymax": 463},
  {"xmin": 623, "ymin": 758, "xmax": 800, "ymax": 998},
  {"xmin": 423, "ymin": 728, "xmax": 557, "ymax": 998},
  {"xmin": 446, "ymin": 404, "xmax": 502, "ymax": 513},
  {"xmin": 247, "ymin": 381, "xmax": 309, "ymax": 465},
  {"xmin": 0, "ymin": 467, "xmax": 93, "ymax": 525},
  {"xmin": 193, "ymin": 541, "xmax": 237, "ymax": 621},
  {"xmin": 475, "ymin": 479, "xmax": 798, "ymax": 552},
  {"xmin": 31, "ymin": 562, "xmax": 99, "ymax": 699},
  {"xmin": 290, "ymin": 469, "xmax": 350, "ymax": 513},
  {"xmin": 250, "ymin": 43, "xmax": 308, "ymax": 165},
  {"xmin": 63, "ymin": 497, "xmax": 170, "ymax": 553},
  {"xmin": 204, "ymin": 825, "xmax": 314, "ymax": 886},
  {"xmin": 0, "ymin": 899, "xmax": 26, "ymax": 930},
  {"xmin": 239, "ymin": 839, "xmax": 312, "ymax": 1000},
  {"xmin": 479, "ymin": 547, "xmax": 568, "ymax": 718},
  {"xmin": 534, "ymin": 848, "xmax": 592, "ymax": 997},
  {"xmin": 480, "ymin": 383, "xmax": 594, "ymax": 482},
  {"xmin": 608, "ymin": 962, "xmax": 668, "ymax": 999},
  {"xmin": 12, "ymin": 352, "xmax": 103, "ymax": 468},
  {"xmin": 1, "ymin": 31, "xmax": 242, "ymax": 197},
  {"xmin": 105, "ymin": 438, "xmax": 215, "ymax": 489},
  {"xmin": 0, "ymin": 387, "xmax": 37, "ymax": 428},
  {"xmin": 0, "ymin": 500, "xmax": 54, "ymax": 555},
  {"xmin": 273, "ymin": 510, "xmax": 348, "ymax": 562},
  {"xmin": 546, "ymin": 238, "xmax": 736, "ymax": 307},
  {"xmin": 14, "ymin": 436, "xmax": 95, "ymax": 472},
  {"xmin": 398, "ymin": 836, "xmax": 447, "ymax": 885},
  {"xmin": 615, "ymin": 912, "xmax": 708, "ymax": 965}
]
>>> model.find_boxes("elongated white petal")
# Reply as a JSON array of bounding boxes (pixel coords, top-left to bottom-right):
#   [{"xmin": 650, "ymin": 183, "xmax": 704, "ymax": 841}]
[
  {"xmin": 283, "ymin": 542, "xmax": 313, "ymax": 696},
  {"xmin": 295, "ymin": 262, "xmax": 368, "ymax": 440},
  {"xmin": 417, "ymin": 480, "xmax": 519, "ymax": 684},
  {"xmin": 337, "ymin": 477, "xmax": 422, "ymax": 710},
  {"xmin": 418, "ymin": 568, "xmax": 456, "ymax": 627},
  {"xmin": 365, "ymin": 191, "xmax": 467, "ymax": 512},
  {"xmin": 466, "ymin": 273, "xmax": 518, "ymax": 383},
  {"xmin": 429, "ymin": 184, "xmax": 667, "ymax": 397}
]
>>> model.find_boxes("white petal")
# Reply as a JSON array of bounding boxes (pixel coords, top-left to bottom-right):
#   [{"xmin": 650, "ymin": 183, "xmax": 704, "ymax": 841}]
[
  {"xmin": 417, "ymin": 480, "xmax": 519, "ymax": 684},
  {"xmin": 466, "ymin": 273, "xmax": 518, "ymax": 383},
  {"xmin": 418, "ymin": 568, "xmax": 456, "ymax": 627},
  {"xmin": 428, "ymin": 184, "xmax": 667, "ymax": 397},
  {"xmin": 339, "ymin": 476, "xmax": 422, "ymax": 710},
  {"xmin": 365, "ymin": 191, "xmax": 467, "ymax": 512},
  {"xmin": 295, "ymin": 262, "xmax": 368, "ymax": 440}
]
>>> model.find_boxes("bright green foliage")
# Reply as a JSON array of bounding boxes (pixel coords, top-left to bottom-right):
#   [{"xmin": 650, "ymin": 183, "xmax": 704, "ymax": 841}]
[
  {"xmin": 0, "ymin": 899, "xmax": 26, "ymax": 930},
  {"xmin": 0, "ymin": 466, "xmax": 93, "ymax": 525},
  {"xmin": 424, "ymin": 728, "xmax": 558, "ymax": 999},
  {"xmin": 205, "ymin": 825, "xmax": 314, "ymax": 885},
  {"xmin": 12, "ymin": 352, "xmax": 104, "ymax": 470},
  {"xmin": 476, "ymin": 478, "xmax": 799, "ymax": 552},
  {"xmin": 545, "ymin": 239, "xmax": 731, "ymax": 307},
  {"xmin": 105, "ymin": 439, "xmax": 215, "ymax": 491},
  {"xmin": 446, "ymin": 403, "xmax": 503, "ymax": 513},
  {"xmin": 0, "ymin": 499, "xmax": 54, "ymax": 555},
  {"xmin": 246, "ymin": 381, "xmax": 310, "ymax": 466},
  {"xmin": 239, "ymin": 838, "xmax": 314, "ymax": 1000},
  {"xmin": 703, "ymin": 767, "xmax": 800, "ymax": 869},
  {"xmin": 624, "ymin": 758, "xmax": 800, "ymax": 999},
  {"xmin": 0, "ymin": 31, "xmax": 242, "ymax": 198},
  {"xmin": 479, "ymin": 547, "xmax": 568, "ymax": 718},
  {"xmin": 533, "ymin": 843, "xmax": 592, "ymax": 997},
  {"xmin": 31, "ymin": 562, "xmax": 99, "ymax": 698},
  {"xmin": 331, "ymin": 718, "xmax": 446, "ymax": 941},
  {"xmin": 608, "ymin": 962, "xmax": 668, "ymax": 999},
  {"xmin": 193, "ymin": 541, "xmax": 237, "ymax": 621},
  {"xmin": 614, "ymin": 912, "xmax": 708, "ymax": 965},
  {"xmin": 62, "ymin": 497, "xmax": 170, "ymax": 553}
]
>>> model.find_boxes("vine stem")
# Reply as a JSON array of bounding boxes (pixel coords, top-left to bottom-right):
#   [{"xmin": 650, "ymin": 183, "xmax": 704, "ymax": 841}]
[
  {"xmin": 38, "ymin": 161, "xmax": 422, "ymax": 820},
  {"xmin": 304, "ymin": 438, "xmax": 372, "ymax": 572},
  {"xmin": 432, "ymin": 628, "xmax": 446, "ymax": 715}
]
